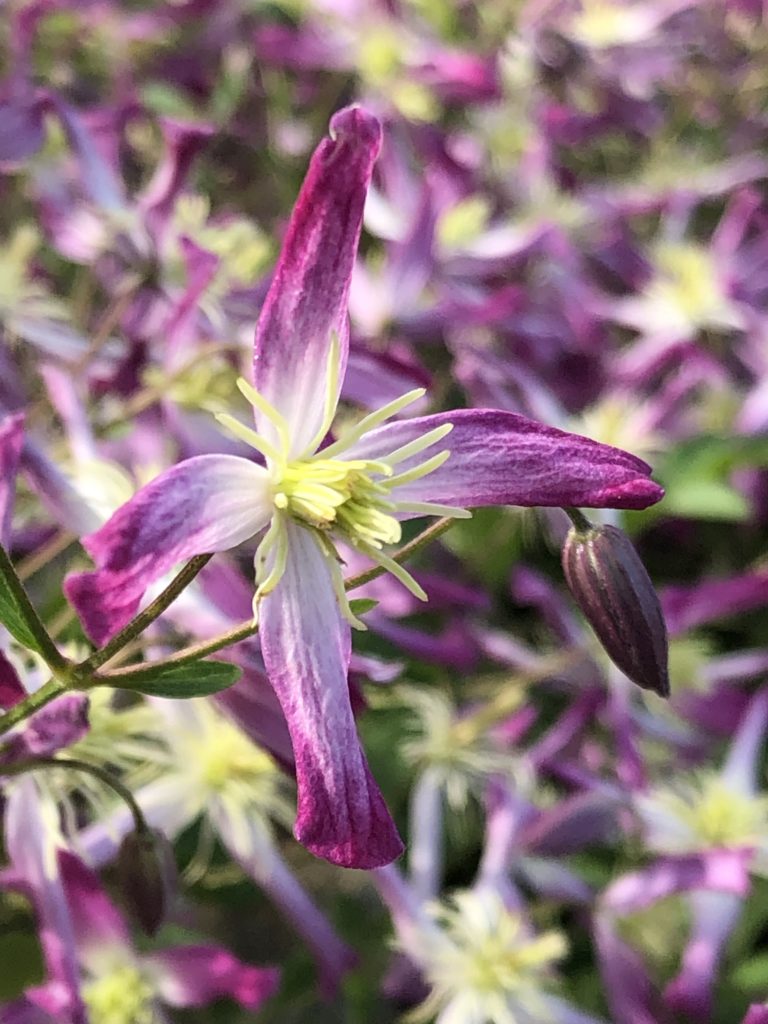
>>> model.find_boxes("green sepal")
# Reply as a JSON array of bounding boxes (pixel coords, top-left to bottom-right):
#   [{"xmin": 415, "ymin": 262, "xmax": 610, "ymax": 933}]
[{"xmin": 348, "ymin": 598, "xmax": 379, "ymax": 617}]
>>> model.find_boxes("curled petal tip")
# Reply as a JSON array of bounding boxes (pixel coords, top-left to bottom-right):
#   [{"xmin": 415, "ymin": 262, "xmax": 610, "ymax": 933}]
[
  {"xmin": 329, "ymin": 105, "xmax": 382, "ymax": 150},
  {"xmin": 605, "ymin": 478, "xmax": 665, "ymax": 511}
]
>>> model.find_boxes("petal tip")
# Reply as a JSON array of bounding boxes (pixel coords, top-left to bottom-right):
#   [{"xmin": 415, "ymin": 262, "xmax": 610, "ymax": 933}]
[{"xmin": 329, "ymin": 105, "xmax": 382, "ymax": 151}]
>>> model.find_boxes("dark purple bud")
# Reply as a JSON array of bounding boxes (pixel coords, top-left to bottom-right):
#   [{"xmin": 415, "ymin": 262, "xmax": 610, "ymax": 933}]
[
  {"xmin": 116, "ymin": 827, "xmax": 176, "ymax": 936},
  {"xmin": 562, "ymin": 523, "xmax": 669, "ymax": 698}
]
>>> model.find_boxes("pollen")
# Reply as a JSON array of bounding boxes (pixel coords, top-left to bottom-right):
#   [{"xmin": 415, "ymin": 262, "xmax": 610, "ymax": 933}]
[
  {"xmin": 640, "ymin": 772, "xmax": 768, "ymax": 851},
  {"xmin": 649, "ymin": 242, "xmax": 730, "ymax": 328},
  {"xmin": 405, "ymin": 890, "xmax": 567, "ymax": 1024},
  {"xmin": 82, "ymin": 963, "xmax": 158, "ymax": 1024},
  {"xmin": 274, "ymin": 457, "xmax": 401, "ymax": 548}
]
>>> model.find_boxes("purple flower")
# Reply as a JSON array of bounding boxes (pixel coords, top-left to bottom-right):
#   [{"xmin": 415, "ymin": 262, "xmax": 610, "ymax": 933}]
[
  {"xmin": 65, "ymin": 105, "xmax": 663, "ymax": 869},
  {"xmin": 2, "ymin": 784, "xmax": 278, "ymax": 1023}
]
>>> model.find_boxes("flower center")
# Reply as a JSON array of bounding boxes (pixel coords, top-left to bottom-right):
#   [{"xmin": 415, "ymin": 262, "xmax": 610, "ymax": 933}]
[
  {"xmin": 406, "ymin": 891, "xmax": 566, "ymax": 1023},
  {"xmin": 273, "ymin": 457, "xmax": 401, "ymax": 548},
  {"xmin": 677, "ymin": 777, "xmax": 768, "ymax": 848},
  {"xmin": 650, "ymin": 242, "xmax": 728, "ymax": 328},
  {"xmin": 82, "ymin": 964, "xmax": 158, "ymax": 1024},
  {"xmin": 214, "ymin": 349, "xmax": 471, "ymax": 625},
  {"xmin": 197, "ymin": 720, "xmax": 280, "ymax": 798},
  {"xmin": 643, "ymin": 773, "xmax": 768, "ymax": 851}
]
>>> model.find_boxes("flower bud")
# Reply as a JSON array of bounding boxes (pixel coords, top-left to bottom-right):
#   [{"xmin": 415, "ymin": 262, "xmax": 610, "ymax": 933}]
[
  {"xmin": 562, "ymin": 524, "xmax": 669, "ymax": 698},
  {"xmin": 116, "ymin": 827, "xmax": 176, "ymax": 936}
]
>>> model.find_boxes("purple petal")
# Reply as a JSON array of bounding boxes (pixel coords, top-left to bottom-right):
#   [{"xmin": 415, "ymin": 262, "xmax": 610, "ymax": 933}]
[
  {"xmin": 49, "ymin": 99, "xmax": 124, "ymax": 211},
  {"xmin": 64, "ymin": 455, "xmax": 270, "ymax": 644},
  {"xmin": 0, "ymin": 95, "xmax": 46, "ymax": 165},
  {"xmin": 662, "ymin": 570, "xmax": 768, "ymax": 634},
  {"xmin": 5, "ymin": 781, "xmax": 86, "ymax": 1024},
  {"xmin": 594, "ymin": 915, "xmax": 672, "ymax": 1024},
  {"xmin": 210, "ymin": 802, "xmax": 356, "ymax": 997},
  {"xmin": 347, "ymin": 409, "xmax": 664, "ymax": 510},
  {"xmin": 663, "ymin": 891, "xmax": 743, "ymax": 1021},
  {"xmin": 602, "ymin": 850, "xmax": 752, "ymax": 915},
  {"xmin": 139, "ymin": 118, "xmax": 213, "ymax": 244},
  {"xmin": 144, "ymin": 946, "xmax": 279, "ymax": 1011},
  {"xmin": 1, "ymin": 694, "xmax": 89, "ymax": 764},
  {"xmin": 743, "ymin": 1007, "xmax": 768, "ymax": 1024},
  {"xmin": 0, "ymin": 412, "xmax": 24, "ymax": 548},
  {"xmin": 259, "ymin": 520, "xmax": 403, "ymax": 868},
  {"xmin": 0, "ymin": 651, "xmax": 25, "ymax": 709},
  {"xmin": 252, "ymin": 106, "xmax": 381, "ymax": 454},
  {"xmin": 56, "ymin": 850, "xmax": 131, "ymax": 953},
  {"xmin": 0, "ymin": 996, "xmax": 57, "ymax": 1023},
  {"xmin": 517, "ymin": 792, "xmax": 620, "ymax": 856}
]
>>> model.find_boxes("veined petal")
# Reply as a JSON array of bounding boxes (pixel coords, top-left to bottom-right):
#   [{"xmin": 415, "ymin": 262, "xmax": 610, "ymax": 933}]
[
  {"xmin": 65, "ymin": 455, "xmax": 271, "ymax": 645},
  {"xmin": 259, "ymin": 520, "xmax": 403, "ymax": 868},
  {"xmin": 252, "ymin": 106, "xmax": 382, "ymax": 456},
  {"xmin": 348, "ymin": 410, "xmax": 663, "ymax": 511}
]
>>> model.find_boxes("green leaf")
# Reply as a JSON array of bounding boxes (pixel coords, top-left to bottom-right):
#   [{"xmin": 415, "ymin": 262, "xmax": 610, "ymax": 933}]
[
  {"xmin": 654, "ymin": 433, "xmax": 768, "ymax": 522},
  {"xmin": 0, "ymin": 571, "xmax": 46, "ymax": 655},
  {"xmin": 104, "ymin": 659, "xmax": 241, "ymax": 699},
  {"xmin": 348, "ymin": 598, "xmax": 379, "ymax": 617}
]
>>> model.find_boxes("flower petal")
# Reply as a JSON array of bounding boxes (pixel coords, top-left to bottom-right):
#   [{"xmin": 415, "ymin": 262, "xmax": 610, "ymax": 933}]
[
  {"xmin": 5, "ymin": 780, "xmax": 86, "ymax": 1024},
  {"xmin": 259, "ymin": 520, "xmax": 403, "ymax": 868},
  {"xmin": 65, "ymin": 455, "xmax": 270, "ymax": 645},
  {"xmin": 0, "ymin": 651, "xmax": 25, "ymax": 709},
  {"xmin": 0, "ymin": 412, "xmax": 24, "ymax": 547},
  {"xmin": 347, "ymin": 409, "xmax": 663, "ymax": 510},
  {"xmin": 252, "ymin": 106, "xmax": 381, "ymax": 455},
  {"xmin": 143, "ymin": 946, "xmax": 279, "ymax": 1011},
  {"xmin": 56, "ymin": 850, "xmax": 131, "ymax": 954},
  {"xmin": 1, "ymin": 694, "xmax": 90, "ymax": 764},
  {"xmin": 210, "ymin": 801, "xmax": 357, "ymax": 997}
]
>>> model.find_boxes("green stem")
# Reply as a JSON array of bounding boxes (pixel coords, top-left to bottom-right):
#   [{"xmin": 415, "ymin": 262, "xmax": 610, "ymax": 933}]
[
  {"xmin": 101, "ymin": 619, "xmax": 259, "ymax": 678},
  {"xmin": 1, "ymin": 755, "xmax": 148, "ymax": 834},
  {"xmin": 344, "ymin": 516, "xmax": 455, "ymax": 592},
  {"xmin": 564, "ymin": 507, "xmax": 594, "ymax": 535},
  {"xmin": 78, "ymin": 553, "xmax": 213, "ymax": 676},
  {"xmin": 0, "ymin": 678, "xmax": 67, "ymax": 738},
  {"xmin": 100, "ymin": 518, "xmax": 458, "ymax": 677},
  {"xmin": 0, "ymin": 544, "xmax": 71, "ymax": 676}
]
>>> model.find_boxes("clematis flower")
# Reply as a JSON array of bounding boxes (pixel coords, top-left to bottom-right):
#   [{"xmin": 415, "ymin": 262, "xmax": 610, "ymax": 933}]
[
  {"xmin": 1, "ymin": 783, "xmax": 278, "ymax": 1024},
  {"xmin": 66, "ymin": 105, "xmax": 663, "ymax": 869}
]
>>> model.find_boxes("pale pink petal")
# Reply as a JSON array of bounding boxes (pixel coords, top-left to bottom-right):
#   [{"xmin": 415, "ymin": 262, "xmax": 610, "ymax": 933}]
[
  {"xmin": 64, "ymin": 455, "xmax": 270, "ymax": 644},
  {"xmin": 259, "ymin": 520, "xmax": 404, "ymax": 868},
  {"xmin": 252, "ymin": 106, "xmax": 381, "ymax": 454},
  {"xmin": 144, "ymin": 946, "xmax": 279, "ymax": 1011},
  {"xmin": 346, "ymin": 409, "xmax": 663, "ymax": 510}
]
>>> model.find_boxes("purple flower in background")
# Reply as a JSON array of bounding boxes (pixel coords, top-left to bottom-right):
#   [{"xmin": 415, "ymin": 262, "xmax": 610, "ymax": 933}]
[
  {"xmin": 1, "ymin": 786, "xmax": 278, "ymax": 1024},
  {"xmin": 66, "ymin": 105, "xmax": 663, "ymax": 869}
]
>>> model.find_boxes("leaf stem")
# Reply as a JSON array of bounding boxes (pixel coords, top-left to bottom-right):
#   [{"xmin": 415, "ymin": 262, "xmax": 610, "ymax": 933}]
[
  {"xmin": 0, "ymin": 544, "xmax": 71, "ymax": 676},
  {"xmin": 77, "ymin": 553, "xmax": 213, "ymax": 676},
  {"xmin": 0, "ymin": 678, "xmax": 67, "ymax": 738},
  {"xmin": 564, "ymin": 507, "xmax": 594, "ymax": 535},
  {"xmin": 1, "ymin": 755, "xmax": 148, "ymax": 834},
  {"xmin": 104, "ymin": 517, "xmax": 458, "ymax": 672}
]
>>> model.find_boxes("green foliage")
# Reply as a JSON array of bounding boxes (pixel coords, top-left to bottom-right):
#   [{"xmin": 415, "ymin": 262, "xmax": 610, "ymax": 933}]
[
  {"xmin": 656, "ymin": 434, "xmax": 768, "ymax": 522},
  {"xmin": 104, "ymin": 659, "xmax": 241, "ymax": 699}
]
